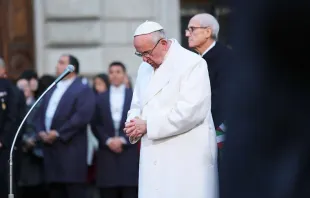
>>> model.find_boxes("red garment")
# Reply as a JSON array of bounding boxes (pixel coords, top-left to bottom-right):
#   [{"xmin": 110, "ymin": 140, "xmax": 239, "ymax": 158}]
[{"xmin": 138, "ymin": 141, "xmax": 141, "ymax": 151}]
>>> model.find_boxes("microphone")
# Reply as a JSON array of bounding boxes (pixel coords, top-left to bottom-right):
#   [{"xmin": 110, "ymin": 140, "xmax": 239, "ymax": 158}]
[
  {"xmin": 53, "ymin": 64, "xmax": 75, "ymax": 85},
  {"xmin": 8, "ymin": 65, "xmax": 75, "ymax": 198}
]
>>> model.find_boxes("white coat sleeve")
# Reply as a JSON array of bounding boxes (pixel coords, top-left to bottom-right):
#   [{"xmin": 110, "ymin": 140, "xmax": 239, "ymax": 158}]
[
  {"xmin": 126, "ymin": 78, "xmax": 141, "ymax": 144},
  {"xmin": 147, "ymin": 60, "xmax": 212, "ymax": 140},
  {"xmin": 126, "ymin": 65, "xmax": 142, "ymax": 122}
]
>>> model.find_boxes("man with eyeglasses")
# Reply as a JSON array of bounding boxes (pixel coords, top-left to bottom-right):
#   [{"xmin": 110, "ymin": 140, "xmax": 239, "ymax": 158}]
[
  {"xmin": 186, "ymin": 13, "xmax": 233, "ymax": 160},
  {"xmin": 124, "ymin": 21, "xmax": 218, "ymax": 198}
]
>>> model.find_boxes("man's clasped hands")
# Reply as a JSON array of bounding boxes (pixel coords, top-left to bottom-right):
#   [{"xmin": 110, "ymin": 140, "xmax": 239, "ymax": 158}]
[
  {"xmin": 124, "ymin": 117, "xmax": 147, "ymax": 141},
  {"xmin": 107, "ymin": 117, "xmax": 147, "ymax": 153}
]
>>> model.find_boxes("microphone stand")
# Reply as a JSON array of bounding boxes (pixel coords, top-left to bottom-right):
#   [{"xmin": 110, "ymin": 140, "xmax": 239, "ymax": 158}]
[{"xmin": 8, "ymin": 81, "xmax": 56, "ymax": 198}]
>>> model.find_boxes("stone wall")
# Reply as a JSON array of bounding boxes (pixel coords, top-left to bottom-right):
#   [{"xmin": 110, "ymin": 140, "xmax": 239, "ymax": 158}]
[{"xmin": 33, "ymin": 0, "xmax": 180, "ymax": 81}]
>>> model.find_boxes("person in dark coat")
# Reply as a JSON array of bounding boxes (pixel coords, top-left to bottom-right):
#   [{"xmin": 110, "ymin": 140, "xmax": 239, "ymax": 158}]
[
  {"xmin": 87, "ymin": 73, "xmax": 110, "ymax": 197},
  {"xmin": 18, "ymin": 69, "xmax": 39, "ymax": 99},
  {"xmin": 18, "ymin": 74, "xmax": 55, "ymax": 198},
  {"xmin": 35, "ymin": 54, "xmax": 95, "ymax": 198},
  {"xmin": 91, "ymin": 61, "xmax": 139, "ymax": 198},
  {"xmin": 186, "ymin": 13, "xmax": 233, "ymax": 163},
  {"xmin": 186, "ymin": 13, "xmax": 232, "ymax": 130},
  {"xmin": 0, "ymin": 77, "xmax": 19, "ymax": 198},
  {"xmin": 93, "ymin": 73, "xmax": 110, "ymax": 94},
  {"xmin": 0, "ymin": 57, "xmax": 25, "ymax": 198}
]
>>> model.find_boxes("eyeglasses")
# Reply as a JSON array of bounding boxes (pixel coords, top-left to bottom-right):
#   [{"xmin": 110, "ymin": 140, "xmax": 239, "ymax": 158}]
[
  {"xmin": 135, "ymin": 38, "xmax": 163, "ymax": 57},
  {"xmin": 185, "ymin": 26, "xmax": 209, "ymax": 34}
]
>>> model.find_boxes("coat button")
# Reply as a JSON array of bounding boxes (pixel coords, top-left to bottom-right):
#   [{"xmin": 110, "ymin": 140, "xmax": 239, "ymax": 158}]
[{"xmin": 153, "ymin": 161, "xmax": 157, "ymax": 165}]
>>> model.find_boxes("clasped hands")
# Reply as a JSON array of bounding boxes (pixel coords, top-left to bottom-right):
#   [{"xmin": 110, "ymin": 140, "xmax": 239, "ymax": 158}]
[
  {"xmin": 123, "ymin": 118, "xmax": 147, "ymax": 140},
  {"xmin": 38, "ymin": 130, "xmax": 58, "ymax": 144},
  {"xmin": 107, "ymin": 137, "xmax": 125, "ymax": 153}
]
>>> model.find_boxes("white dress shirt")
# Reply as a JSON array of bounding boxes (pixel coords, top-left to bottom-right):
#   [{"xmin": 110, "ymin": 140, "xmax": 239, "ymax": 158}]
[
  {"xmin": 201, "ymin": 41, "xmax": 216, "ymax": 57},
  {"xmin": 45, "ymin": 77, "xmax": 75, "ymax": 131},
  {"xmin": 110, "ymin": 84, "xmax": 126, "ymax": 135},
  {"xmin": 106, "ymin": 84, "xmax": 127, "ymax": 145}
]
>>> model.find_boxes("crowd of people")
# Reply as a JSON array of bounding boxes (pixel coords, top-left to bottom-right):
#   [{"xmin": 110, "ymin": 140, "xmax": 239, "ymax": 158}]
[
  {"xmin": 0, "ymin": 55, "xmax": 139, "ymax": 198},
  {"xmin": 0, "ymin": 12, "xmax": 233, "ymax": 198}
]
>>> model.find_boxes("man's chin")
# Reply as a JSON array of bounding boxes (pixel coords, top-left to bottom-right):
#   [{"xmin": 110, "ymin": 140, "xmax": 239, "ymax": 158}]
[{"xmin": 146, "ymin": 61, "xmax": 155, "ymax": 67}]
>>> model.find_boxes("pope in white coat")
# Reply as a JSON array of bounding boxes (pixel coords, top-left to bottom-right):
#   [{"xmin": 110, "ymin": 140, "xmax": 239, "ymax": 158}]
[{"xmin": 124, "ymin": 21, "xmax": 218, "ymax": 198}]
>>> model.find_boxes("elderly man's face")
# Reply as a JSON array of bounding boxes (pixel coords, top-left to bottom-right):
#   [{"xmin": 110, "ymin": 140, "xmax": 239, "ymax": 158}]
[
  {"xmin": 134, "ymin": 34, "xmax": 165, "ymax": 68},
  {"xmin": 186, "ymin": 18, "xmax": 210, "ymax": 48}
]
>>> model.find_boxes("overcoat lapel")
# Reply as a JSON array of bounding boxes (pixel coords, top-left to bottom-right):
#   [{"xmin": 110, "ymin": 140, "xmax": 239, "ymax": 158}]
[
  {"xmin": 106, "ymin": 91, "xmax": 115, "ymax": 132},
  {"xmin": 51, "ymin": 78, "xmax": 80, "ymax": 126},
  {"xmin": 143, "ymin": 40, "xmax": 179, "ymax": 106}
]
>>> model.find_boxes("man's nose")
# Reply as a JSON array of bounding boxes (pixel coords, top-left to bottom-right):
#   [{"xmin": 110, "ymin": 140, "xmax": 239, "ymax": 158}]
[{"xmin": 185, "ymin": 30, "xmax": 191, "ymax": 37}]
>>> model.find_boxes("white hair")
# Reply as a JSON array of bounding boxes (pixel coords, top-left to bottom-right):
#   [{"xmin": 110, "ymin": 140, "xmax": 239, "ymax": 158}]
[
  {"xmin": 193, "ymin": 13, "xmax": 220, "ymax": 40},
  {"xmin": 0, "ymin": 57, "xmax": 5, "ymax": 68},
  {"xmin": 151, "ymin": 29, "xmax": 167, "ymax": 43}
]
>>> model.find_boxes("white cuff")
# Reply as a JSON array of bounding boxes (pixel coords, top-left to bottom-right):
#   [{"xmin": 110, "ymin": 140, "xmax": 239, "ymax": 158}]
[
  {"xmin": 106, "ymin": 138, "xmax": 113, "ymax": 145},
  {"xmin": 126, "ymin": 109, "xmax": 140, "ymax": 122},
  {"xmin": 119, "ymin": 137, "xmax": 127, "ymax": 144},
  {"xmin": 129, "ymin": 136, "xmax": 141, "ymax": 144}
]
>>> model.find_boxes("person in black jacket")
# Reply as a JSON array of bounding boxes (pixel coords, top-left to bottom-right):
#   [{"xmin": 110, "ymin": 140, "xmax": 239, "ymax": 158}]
[
  {"xmin": 91, "ymin": 62, "xmax": 139, "ymax": 198},
  {"xmin": 18, "ymin": 74, "xmax": 55, "ymax": 198},
  {"xmin": 0, "ymin": 57, "xmax": 24, "ymax": 198},
  {"xmin": 0, "ymin": 78, "xmax": 19, "ymax": 198},
  {"xmin": 186, "ymin": 13, "xmax": 233, "ymax": 163},
  {"xmin": 186, "ymin": 13, "xmax": 232, "ymax": 130}
]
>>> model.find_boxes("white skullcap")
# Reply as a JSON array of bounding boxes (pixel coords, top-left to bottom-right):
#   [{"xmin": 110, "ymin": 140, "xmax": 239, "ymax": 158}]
[{"xmin": 134, "ymin": 21, "xmax": 164, "ymax": 36}]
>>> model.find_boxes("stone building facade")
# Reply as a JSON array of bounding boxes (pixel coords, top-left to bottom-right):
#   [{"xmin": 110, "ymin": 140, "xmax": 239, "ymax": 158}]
[{"xmin": 34, "ymin": 0, "xmax": 180, "ymax": 80}]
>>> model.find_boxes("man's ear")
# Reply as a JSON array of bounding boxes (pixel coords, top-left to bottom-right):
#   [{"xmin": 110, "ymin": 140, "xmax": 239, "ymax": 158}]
[{"xmin": 204, "ymin": 27, "xmax": 212, "ymax": 39}]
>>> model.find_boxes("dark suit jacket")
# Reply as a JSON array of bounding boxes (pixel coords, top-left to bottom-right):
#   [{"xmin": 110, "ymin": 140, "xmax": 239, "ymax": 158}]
[
  {"xmin": 0, "ymin": 79, "xmax": 19, "ymax": 149},
  {"xmin": 36, "ymin": 77, "xmax": 95, "ymax": 183},
  {"xmin": 19, "ymin": 100, "xmax": 45, "ymax": 186},
  {"xmin": 91, "ymin": 88, "xmax": 139, "ymax": 187},
  {"xmin": 0, "ymin": 79, "xmax": 21, "ymax": 198},
  {"xmin": 202, "ymin": 42, "xmax": 232, "ymax": 128}
]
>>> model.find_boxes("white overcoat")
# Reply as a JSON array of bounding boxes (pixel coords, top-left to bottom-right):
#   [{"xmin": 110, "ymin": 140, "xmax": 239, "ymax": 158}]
[{"xmin": 127, "ymin": 39, "xmax": 218, "ymax": 198}]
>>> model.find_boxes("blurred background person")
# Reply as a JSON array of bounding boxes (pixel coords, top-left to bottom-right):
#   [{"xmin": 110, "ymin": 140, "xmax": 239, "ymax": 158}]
[
  {"xmin": 93, "ymin": 73, "xmax": 110, "ymax": 94},
  {"xmin": 0, "ymin": 57, "xmax": 26, "ymax": 135},
  {"xmin": 0, "ymin": 57, "xmax": 25, "ymax": 198},
  {"xmin": 0, "ymin": 58, "xmax": 7, "ymax": 78},
  {"xmin": 36, "ymin": 75, "xmax": 56, "ymax": 98},
  {"xmin": 17, "ymin": 80, "xmax": 43, "ymax": 198},
  {"xmin": 91, "ymin": 61, "xmax": 139, "ymax": 198},
  {"xmin": 18, "ymin": 73, "xmax": 55, "ymax": 198},
  {"xmin": 18, "ymin": 69, "xmax": 39, "ymax": 98},
  {"xmin": 87, "ymin": 73, "xmax": 110, "ymax": 198},
  {"xmin": 16, "ymin": 70, "xmax": 37, "ymax": 105},
  {"xmin": 0, "ymin": 58, "xmax": 20, "ymax": 198},
  {"xmin": 35, "ymin": 54, "xmax": 95, "ymax": 198},
  {"xmin": 186, "ymin": 13, "xmax": 232, "ymax": 161}
]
